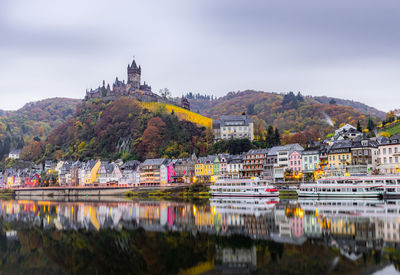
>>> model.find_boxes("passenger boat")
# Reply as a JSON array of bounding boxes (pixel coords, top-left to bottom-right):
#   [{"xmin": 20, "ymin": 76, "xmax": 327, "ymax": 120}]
[
  {"xmin": 298, "ymin": 176, "xmax": 400, "ymax": 197},
  {"xmin": 210, "ymin": 177, "xmax": 279, "ymax": 197}
]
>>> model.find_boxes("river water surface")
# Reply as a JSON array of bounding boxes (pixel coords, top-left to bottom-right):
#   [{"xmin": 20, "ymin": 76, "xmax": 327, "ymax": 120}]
[{"xmin": 0, "ymin": 197, "xmax": 399, "ymax": 274}]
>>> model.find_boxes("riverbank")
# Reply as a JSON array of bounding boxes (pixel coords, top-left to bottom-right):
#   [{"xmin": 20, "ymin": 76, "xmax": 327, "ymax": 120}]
[
  {"xmin": 0, "ymin": 188, "xmax": 15, "ymax": 197},
  {"xmin": 125, "ymin": 184, "xmax": 210, "ymax": 202}
]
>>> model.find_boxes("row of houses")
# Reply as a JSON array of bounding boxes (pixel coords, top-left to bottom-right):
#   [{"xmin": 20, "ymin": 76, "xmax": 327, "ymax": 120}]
[
  {"xmin": 2, "ymin": 125, "xmax": 400, "ymax": 187},
  {"xmin": 194, "ymin": 134, "xmax": 400, "ymax": 182}
]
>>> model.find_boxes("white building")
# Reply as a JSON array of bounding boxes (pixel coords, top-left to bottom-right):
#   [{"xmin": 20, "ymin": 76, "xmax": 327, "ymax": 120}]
[
  {"xmin": 273, "ymin": 144, "xmax": 304, "ymax": 181},
  {"xmin": 377, "ymin": 135, "xmax": 400, "ymax": 174},
  {"xmin": 213, "ymin": 115, "xmax": 254, "ymax": 141},
  {"xmin": 8, "ymin": 149, "xmax": 21, "ymax": 159},
  {"xmin": 226, "ymin": 154, "xmax": 243, "ymax": 178},
  {"xmin": 334, "ymin": 124, "xmax": 362, "ymax": 141},
  {"xmin": 302, "ymin": 149, "xmax": 320, "ymax": 173}
]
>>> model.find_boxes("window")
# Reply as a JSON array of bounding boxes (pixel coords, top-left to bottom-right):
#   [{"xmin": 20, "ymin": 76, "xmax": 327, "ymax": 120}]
[
  {"xmin": 364, "ymin": 150, "xmax": 368, "ymax": 156},
  {"xmin": 389, "ymin": 148, "xmax": 393, "ymax": 154},
  {"xmin": 384, "ymin": 148, "xmax": 387, "ymax": 155}
]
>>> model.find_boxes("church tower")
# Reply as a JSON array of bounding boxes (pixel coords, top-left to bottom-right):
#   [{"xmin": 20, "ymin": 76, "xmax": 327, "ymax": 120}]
[{"xmin": 127, "ymin": 59, "xmax": 141, "ymax": 90}]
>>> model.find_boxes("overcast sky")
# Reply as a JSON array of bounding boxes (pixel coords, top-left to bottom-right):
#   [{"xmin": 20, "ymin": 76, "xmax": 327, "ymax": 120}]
[{"xmin": 0, "ymin": 0, "xmax": 399, "ymax": 111}]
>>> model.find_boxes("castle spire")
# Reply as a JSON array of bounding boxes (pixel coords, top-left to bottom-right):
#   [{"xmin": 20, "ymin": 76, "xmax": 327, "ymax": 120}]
[{"xmin": 131, "ymin": 59, "xmax": 138, "ymax": 69}]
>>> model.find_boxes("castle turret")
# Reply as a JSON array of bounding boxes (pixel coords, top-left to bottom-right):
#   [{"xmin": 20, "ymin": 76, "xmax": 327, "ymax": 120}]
[{"xmin": 127, "ymin": 59, "xmax": 141, "ymax": 90}]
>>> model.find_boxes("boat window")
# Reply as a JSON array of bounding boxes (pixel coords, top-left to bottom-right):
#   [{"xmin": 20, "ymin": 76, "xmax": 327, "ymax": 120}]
[
  {"xmin": 352, "ymin": 188, "xmax": 357, "ymax": 192},
  {"xmin": 322, "ymin": 188, "xmax": 326, "ymax": 192},
  {"xmin": 386, "ymin": 180, "xmax": 396, "ymax": 185}
]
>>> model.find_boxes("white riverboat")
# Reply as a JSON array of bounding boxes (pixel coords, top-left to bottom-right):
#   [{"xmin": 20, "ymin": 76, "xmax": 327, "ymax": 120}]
[
  {"xmin": 298, "ymin": 176, "xmax": 400, "ymax": 197},
  {"xmin": 210, "ymin": 177, "xmax": 279, "ymax": 197}
]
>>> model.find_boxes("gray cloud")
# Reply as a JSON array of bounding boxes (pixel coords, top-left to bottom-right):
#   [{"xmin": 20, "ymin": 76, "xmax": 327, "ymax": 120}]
[{"xmin": 0, "ymin": 0, "xmax": 399, "ymax": 112}]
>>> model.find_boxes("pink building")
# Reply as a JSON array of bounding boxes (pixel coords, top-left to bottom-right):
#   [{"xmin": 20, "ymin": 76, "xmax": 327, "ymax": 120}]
[
  {"xmin": 289, "ymin": 151, "xmax": 302, "ymax": 173},
  {"xmin": 167, "ymin": 162, "xmax": 175, "ymax": 183},
  {"xmin": 218, "ymin": 154, "xmax": 229, "ymax": 176}
]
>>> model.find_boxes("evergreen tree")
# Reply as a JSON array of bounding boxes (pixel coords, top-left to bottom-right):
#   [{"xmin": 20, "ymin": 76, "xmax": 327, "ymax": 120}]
[
  {"xmin": 367, "ymin": 117, "xmax": 375, "ymax": 131},
  {"xmin": 357, "ymin": 120, "xmax": 362, "ymax": 132},
  {"xmin": 247, "ymin": 104, "xmax": 255, "ymax": 115},
  {"xmin": 274, "ymin": 128, "xmax": 281, "ymax": 146}
]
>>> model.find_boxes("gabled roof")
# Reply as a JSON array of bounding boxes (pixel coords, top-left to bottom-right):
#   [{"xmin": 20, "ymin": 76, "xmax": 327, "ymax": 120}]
[
  {"xmin": 246, "ymin": 148, "xmax": 269, "ymax": 155},
  {"xmin": 141, "ymin": 158, "xmax": 168, "ymax": 166},
  {"xmin": 121, "ymin": 160, "xmax": 140, "ymax": 170},
  {"xmin": 9, "ymin": 149, "xmax": 21, "ymax": 155}
]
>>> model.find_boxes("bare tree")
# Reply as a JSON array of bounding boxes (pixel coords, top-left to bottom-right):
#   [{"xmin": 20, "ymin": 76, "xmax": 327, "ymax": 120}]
[{"xmin": 159, "ymin": 88, "xmax": 171, "ymax": 99}]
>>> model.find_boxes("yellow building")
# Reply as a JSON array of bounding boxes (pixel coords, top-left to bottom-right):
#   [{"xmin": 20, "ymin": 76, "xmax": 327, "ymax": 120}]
[
  {"xmin": 327, "ymin": 141, "xmax": 352, "ymax": 170},
  {"xmin": 195, "ymin": 156, "xmax": 214, "ymax": 178}
]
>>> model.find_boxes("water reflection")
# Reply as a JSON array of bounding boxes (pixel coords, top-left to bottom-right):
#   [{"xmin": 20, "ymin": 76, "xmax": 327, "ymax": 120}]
[{"xmin": 1, "ymin": 198, "xmax": 400, "ymax": 274}]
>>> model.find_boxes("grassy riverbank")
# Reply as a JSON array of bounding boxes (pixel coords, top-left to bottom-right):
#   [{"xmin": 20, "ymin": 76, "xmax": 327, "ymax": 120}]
[
  {"xmin": 279, "ymin": 190, "xmax": 298, "ymax": 199},
  {"xmin": 126, "ymin": 185, "xmax": 297, "ymax": 201},
  {"xmin": 125, "ymin": 184, "xmax": 210, "ymax": 202},
  {"xmin": 0, "ymin": 188, "xmax": 15, "ymax": 197}
]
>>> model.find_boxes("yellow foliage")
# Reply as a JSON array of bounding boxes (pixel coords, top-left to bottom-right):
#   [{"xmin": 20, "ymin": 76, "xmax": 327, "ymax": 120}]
[
  {"xmin": 379, "ymin": 131, "xmax": 391, "ymax": 138},
  {"xmin": 178, "ymin": 261, "xmax": 214, "ymax": 275},
  {"xmin": 139, "ymin": 102, "xmax": 212, "ymax": 128}
]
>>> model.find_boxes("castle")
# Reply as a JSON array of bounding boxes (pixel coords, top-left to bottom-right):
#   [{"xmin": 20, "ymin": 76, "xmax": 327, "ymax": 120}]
[{"xmin": 85, "ymin": 59, "xmax": 190, "ymax": 110}]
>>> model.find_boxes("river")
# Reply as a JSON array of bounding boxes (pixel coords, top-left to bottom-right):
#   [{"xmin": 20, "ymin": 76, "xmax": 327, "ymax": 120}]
[{"xmin": 0, "ymin": 197, "xmax": 399, "ymax": 274}]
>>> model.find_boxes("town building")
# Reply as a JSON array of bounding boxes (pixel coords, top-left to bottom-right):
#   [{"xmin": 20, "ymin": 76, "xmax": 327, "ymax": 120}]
[
  {"xmin": 263, "ymin": 146, "xmax": 280, "ymax": 180},
  {"xmin": 273, "ymin": 144, "xmax": 304, "ymax": 182},
  {"xmin": 173, "ymin": 154, "xmax": 197, "ymax": 183},
  {"xmin": 242, "ymin": 149, "xmax": 268, "ymax": 178},
  {"xmin": 226, "ymin": 154, "xmax": 243, "ymax": 179},
  {"xmin": 212, "ymin": 115, "xmax": 254, "ymax": 141},
  {"xmin": 377, "ymin": 135, "xmax": 400, "ymax": 174},
  {"xmin": 334, "ymin": 124, "xmax": 362, "ymax": 140},
  {"xmin": 120, "ymin": 160, "xmax": 141, "ymax": 186},
  {"xmin": 8, "ymin": 149, "xmax": 21, "ymax": 159},
  {"xmin": 350, "ymin": 136, "xmax": 378, "ymax": 174},
  {"xmin": 301, "ymin": 149, "xmax": 320, "ymax": 174},
  {"xmin": 218, "ymin": 154, "xmax": 229, "ymax": 176},
  {"xmin": 139, "ymin": 158, "xmax": 169, "ymax": 186},
  {"xmin": 195, "ymin": 156, "xmax": 215, "ymax": 181},
  {"xmin": 288, "ymin": 150, "xmax": 303, "ymax": 173},
  {"xmin": 327, "ymin": 140, "xmax": 353, "ymax": 175}
]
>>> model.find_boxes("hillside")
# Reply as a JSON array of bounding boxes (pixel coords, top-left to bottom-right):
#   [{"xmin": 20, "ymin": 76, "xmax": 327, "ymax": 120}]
[
  {"xmin": 21, "ymin": 98, "xmax": 212, "ymax": 163},
  {"xmin": 0, "ymin": 98, "xmax": 80, "ymax": 159},
  {"xmin": 189, "ymin": 90, "xmax": 381, "ymax": 137},
  {"xmin": 311, "ymin": 96, "xmax": 386, "ymax": 119},
  {"xmin": 138, "ymin": 102, "xmax": 212, "ymax": 128}
]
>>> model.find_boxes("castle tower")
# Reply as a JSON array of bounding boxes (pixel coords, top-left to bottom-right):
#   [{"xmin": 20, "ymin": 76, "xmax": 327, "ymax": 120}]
[{"xmin": 127, "ymin": 59, "xmax": 141, "ymax": 91}]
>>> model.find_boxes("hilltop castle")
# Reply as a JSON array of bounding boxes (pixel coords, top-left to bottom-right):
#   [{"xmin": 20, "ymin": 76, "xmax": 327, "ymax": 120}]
[{"xmin": 85, "ymin": 59, "xmax": 190, "ymax": 110}]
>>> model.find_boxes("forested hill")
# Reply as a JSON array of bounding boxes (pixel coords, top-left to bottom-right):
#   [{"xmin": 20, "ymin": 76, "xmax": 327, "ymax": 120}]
[
  {"xmin": 21, "ymin": 98, "xmax": 212, "ymax": 163},
  {"xmin": 311, "ymin": 96, "xmax": 386, "ymax": 119},
  {"xmin": 188, "ymin": 90, "xmax": 381, "ymax": 136},
  {"xmin": 0, "ymin": 98, "xmax": 80, "ymax": 159}
]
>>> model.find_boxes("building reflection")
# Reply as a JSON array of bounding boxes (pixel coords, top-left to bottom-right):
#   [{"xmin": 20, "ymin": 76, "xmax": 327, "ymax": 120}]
[{"xmin": 1, "ymin": 197, "xmax": 400, "ymax": 257}]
